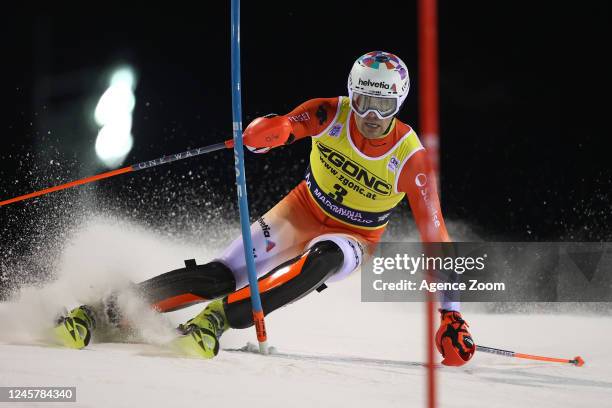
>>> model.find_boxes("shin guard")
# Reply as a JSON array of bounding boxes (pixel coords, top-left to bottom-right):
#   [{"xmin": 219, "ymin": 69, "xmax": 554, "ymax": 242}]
[
  {"xmin": 138, "ymin": 260, "xmax": 236, "ymax": 312},
  {"xmin": 223, "ymin": 240, "xmax": 343, "ymax": 329}
]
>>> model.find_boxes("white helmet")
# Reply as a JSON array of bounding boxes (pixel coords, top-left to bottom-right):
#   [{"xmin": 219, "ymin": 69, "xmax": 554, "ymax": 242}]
[{"xmin": 347, "ymin": 51, "xmax": 410, "ymax": 119}]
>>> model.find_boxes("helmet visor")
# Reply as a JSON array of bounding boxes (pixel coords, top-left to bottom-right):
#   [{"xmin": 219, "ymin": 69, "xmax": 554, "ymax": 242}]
[{"xmin": 351, "ymin": 93, "xmax": 399, "ymax": 119}]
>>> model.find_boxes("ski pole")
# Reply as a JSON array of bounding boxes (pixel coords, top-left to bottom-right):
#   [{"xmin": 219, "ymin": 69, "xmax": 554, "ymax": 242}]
[
  {"xmin": 230, "ymin": 0, "xmax": 269, "ymax": 354},
  {"xmin": 477, "ymin": 345, "xmax": 585, "ymax": 366},
  {"xmin": 0, "ymin": 140, "xmax": 233, "ymax": 207}
]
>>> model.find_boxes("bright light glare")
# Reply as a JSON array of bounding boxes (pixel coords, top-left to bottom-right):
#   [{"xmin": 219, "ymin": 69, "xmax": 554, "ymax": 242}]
[
  {"xmin": 94, "ymin": 66, "xmax": 137, "ymax": 168},
  {"xmin": 110, "ymin": 67, "xmax": 136, "ymax": 89},
  {"xmin": 94, "ymin": 83, "xmax": 136, "ymax": 126},
  {"xmin": 95, "ymin": 117, "xmax": 134, "ymax": 168}
]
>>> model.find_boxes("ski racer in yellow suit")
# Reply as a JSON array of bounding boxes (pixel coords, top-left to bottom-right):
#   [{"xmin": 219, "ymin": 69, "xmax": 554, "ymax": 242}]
[{"xmin": 54, "ymin": 51, "xmax": 475, "ymax": 366}]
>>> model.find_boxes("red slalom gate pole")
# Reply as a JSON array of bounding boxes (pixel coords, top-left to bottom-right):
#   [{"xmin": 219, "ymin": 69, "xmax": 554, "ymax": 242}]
[
  {"xmin": 419, "ymin": 0, "xmax": 440, "ymax": 176},
  {"xmin": 0, "ymin": 141, "xmax": 232, "ymax": 207},
  {"xmin": 426, "ymin": 291, "xmax": 436, "ymax": 408},
  {"xmin": 477, "ymin": 345, "xmax": 585, "ymax": 367},
  {"xmin": 419, "ymin": 0, "xmax": 439, "ymax": 407}
]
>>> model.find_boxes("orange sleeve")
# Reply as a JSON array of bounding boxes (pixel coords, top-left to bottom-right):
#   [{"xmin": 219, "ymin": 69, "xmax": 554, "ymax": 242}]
[
  {"xmin": 397, "ymin": 149, "xmax": 451, "ymax": 243},
  {"xmin": 282, "ymin": 97, "xmax": 340, "ymax": 141}
]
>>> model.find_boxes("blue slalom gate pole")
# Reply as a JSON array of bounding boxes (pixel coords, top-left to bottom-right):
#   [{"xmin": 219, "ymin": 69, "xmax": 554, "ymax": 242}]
[{"xmin": 230, "ymin": 0, "xmax": 269, "ymax": 353}]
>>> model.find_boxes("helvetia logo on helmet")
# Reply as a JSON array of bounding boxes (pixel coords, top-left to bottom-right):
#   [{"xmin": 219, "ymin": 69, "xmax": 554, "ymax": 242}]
[{"xmin": 358, "ymin": 78, "xmax": 390, "ymax": 89}]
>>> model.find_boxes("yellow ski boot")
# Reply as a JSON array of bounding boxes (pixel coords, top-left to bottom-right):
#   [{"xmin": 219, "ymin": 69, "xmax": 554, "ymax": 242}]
[
  {"xmin": 52, "ymin": 305, "xmax": 96, "ymax": 349},
  {"xmin": 171, "ymin": 299, "xmax": 228, "ymax": 358}
]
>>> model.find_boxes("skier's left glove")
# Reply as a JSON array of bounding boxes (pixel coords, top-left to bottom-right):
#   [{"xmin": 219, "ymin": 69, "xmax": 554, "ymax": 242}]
[
  {"xmin": 435, "ymin": 309, "xmax": 475, "ymax": 366},
  {"xmin": 242, "ymin": 114, "xmax": 294, "ymax": 153}
]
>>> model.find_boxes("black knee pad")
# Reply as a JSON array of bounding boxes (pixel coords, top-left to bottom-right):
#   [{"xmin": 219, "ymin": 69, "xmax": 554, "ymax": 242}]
[
  {"xmin": 138, "ymin": 260, "xmax": 236, "ymax": 310},
  {"xmin": 224, "ymin": 240, "xmax": 344, "ymax": 329}
]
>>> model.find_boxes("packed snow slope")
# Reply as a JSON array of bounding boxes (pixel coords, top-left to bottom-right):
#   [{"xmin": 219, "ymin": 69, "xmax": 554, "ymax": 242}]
[{"xmin": 1, "ymin": 219, "xmax": 611, "ymax": 408}]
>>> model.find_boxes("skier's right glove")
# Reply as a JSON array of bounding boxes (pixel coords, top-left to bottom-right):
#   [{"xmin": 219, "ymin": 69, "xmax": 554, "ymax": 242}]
[
  {"xmin": 435, "ymin": 309, "xmax": 475, "ymax": 366},
  {"xmin": 242, "ymin": 114, "xmax": 294, "ymax": 153}
]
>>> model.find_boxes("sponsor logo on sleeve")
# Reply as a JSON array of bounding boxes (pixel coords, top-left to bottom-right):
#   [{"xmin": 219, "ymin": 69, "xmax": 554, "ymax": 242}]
[
  {"xmin": 288, "ymin": 112, "xmax": 310, "ymax": 123},
  {"xmin": 414, "ymin": 173, "xmax": 440, "ymax": 228},
  {"xmin": 415, "ymin": 173, "xmax": 427, "ymax": 187}
]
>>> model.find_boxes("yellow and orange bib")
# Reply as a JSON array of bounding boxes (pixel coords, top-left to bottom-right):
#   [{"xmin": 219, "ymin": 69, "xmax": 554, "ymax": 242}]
[{"xmin": 305, "ymin": 97, "xmax": 423, "ymax": 229}]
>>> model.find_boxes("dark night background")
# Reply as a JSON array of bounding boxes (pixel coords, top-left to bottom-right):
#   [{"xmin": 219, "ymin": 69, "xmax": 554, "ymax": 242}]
[{"xmin": 0, "ymin": 3, "xmax": 610, "ymax": 293}]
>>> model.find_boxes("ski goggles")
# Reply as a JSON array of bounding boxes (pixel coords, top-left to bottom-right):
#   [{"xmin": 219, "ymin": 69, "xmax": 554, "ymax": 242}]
[{"xmin": 350, "ymin": 92, "xmax": 400, "ymax": 119}]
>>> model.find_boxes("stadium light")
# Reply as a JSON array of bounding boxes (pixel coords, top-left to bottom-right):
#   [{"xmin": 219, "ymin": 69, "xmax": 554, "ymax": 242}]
[{"xmin": 94, "ymin": 66, "xmax": 136, "ymax": 168}]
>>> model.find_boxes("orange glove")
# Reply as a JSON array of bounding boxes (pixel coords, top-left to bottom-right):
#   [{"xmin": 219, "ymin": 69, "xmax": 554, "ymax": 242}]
[
  {"xmin": 435, "ymin": 310, "xmax": 475, "ymax": 366},
  {"xmin": 242, "ymin": 114, "xmax": 294, "ymax": 153}
]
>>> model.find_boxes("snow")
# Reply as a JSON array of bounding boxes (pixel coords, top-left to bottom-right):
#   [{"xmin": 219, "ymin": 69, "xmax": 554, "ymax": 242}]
[{"xmin": 1, "ymin": 219, "xmax": 611, "ymax": 407}]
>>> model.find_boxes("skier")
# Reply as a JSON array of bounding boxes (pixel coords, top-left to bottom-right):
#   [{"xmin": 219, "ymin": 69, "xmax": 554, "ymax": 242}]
[{"xmin": 55, "ymin": 51, "xmax": 475, "ymax": 366}]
